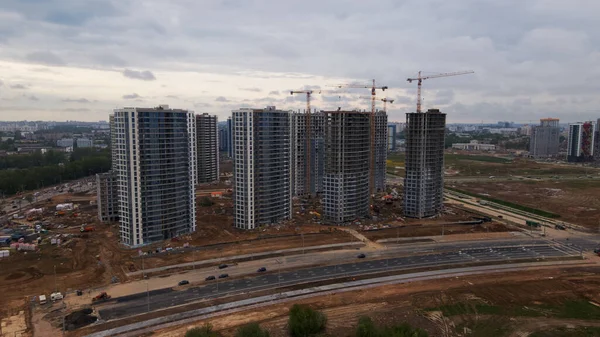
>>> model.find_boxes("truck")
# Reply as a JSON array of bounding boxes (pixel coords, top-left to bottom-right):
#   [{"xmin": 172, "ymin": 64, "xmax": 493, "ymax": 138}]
[
  {"xmin": 555, "ymin": 224, "xmax": 566, "ymax": 230},
  {"xmin": 39, "ymin": 295, "xmax": 47, "ymax": 305},
  {"xmin": 50, "ymin": 292, "xmax": 63, "ymax": 301},
  {"xmin": 80, "ymin": 225, "xmax": 95, "ymax": 232},
  {"xmin": 92, "ymin": 292, "xmax": 111, "ymax": 302}
]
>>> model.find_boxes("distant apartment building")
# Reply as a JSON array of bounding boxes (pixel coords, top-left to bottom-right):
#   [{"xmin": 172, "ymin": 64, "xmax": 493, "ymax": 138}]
[
  {"xmin": 323, "ymin": 111, "xmax": 370, "ymax": 223},
  {"xmin": 56, "ymin": 138, "xmax": 74, "ymax": 147},
  {"xmin": 76, "ymin": 138, "xmax": 93, "ymax": 148},
  {"xmin": 567, "ymin": 121, "xmax": 595, "ymax": 162},
  {"xmin": 452, "ymin": 140, "xmax": 496, "ymax": 151},
  {"xmin": 96, "ymin": 171, "xmax": 118, "ymax": 222},
  {"xmin": 227, "ymin": 117, "xmax": 233, "ymax": 158},
  {"xmin": 404, "ymin": 109, "xmax": 446, "ymax": 218},
  {"xmin": 196, "ymin": 113, "xmax": 219, "ymax": 184},
  {"xmin": 111, "ymin": 105, "xmax": 197, "ymax": 247},
  {"xmin": 373, "ymin": 111, "xmax": 388, "ymax": 192},
  {"xmin": 530, "ymin": 118, "xmax": 560, "ymax": 158},
  {"xmin": 387, "ymin": 124, "xmax": 397, "ymax": 151},
  {"xmin": 232, "ymin": 106, "xmax": 291, "ymax": 230},
  {"xmin": 291, "ymin": 111, "xmax": 325, "ymax": 196}
]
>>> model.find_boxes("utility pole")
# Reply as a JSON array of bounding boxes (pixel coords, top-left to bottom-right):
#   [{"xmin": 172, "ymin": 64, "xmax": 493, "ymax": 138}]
[
  {"xmin": 54, "ymin": 265, "xmax": 57, "ymax": 292},
  {"xmin": 192, "ymin": 250, "xmax": 195, "ymax": 271},
  {"xmin": 146, "ymin": 280, "xmax": 150, "ymax": 312}
]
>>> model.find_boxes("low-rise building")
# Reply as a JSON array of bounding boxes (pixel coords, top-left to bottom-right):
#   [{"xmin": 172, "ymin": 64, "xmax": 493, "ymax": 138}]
[{"xmin": 452, "ymin": 140, "xmax": 496, "ymax": 151}]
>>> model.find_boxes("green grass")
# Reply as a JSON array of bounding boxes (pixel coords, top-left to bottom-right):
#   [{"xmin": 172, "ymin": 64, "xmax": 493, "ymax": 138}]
[
  {"xmin": 428, "ymin": 301, "xmax": 600, "ymax": 320},
  {"xmin": 446, "ymin": 186, "xmax": 561, "ymax": 218},
  {"xmin": 530, "ymin": 327, "xmax": 600, "ymax": 337},
  {"xmin": 445, "ymin": 154, "xmax": 512, "ymax": 164},
  {"xmin": 428, "ymin": 303, "xmax": 503, "ymax": 316}
]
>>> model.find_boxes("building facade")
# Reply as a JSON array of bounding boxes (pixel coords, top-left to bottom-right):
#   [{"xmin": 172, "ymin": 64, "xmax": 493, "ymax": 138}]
[
  {"xmin": 291, "ymin": 111, "xmax": 325, "ymax": 196},
  {"xmin": 567, "ymin": 121, "xmax": 595, "ymax": 162},
  {"xmin": 196, "ymin": 113, "xmax": 219, "ymax": 184},
  {"xmin": 227, "ymin": 117, "xmax": 233, "ymax": 158},
  {"xmin": 373, "ymin": 111, "xmax": 388, "ymax": 192},
  {"xmin": 96, "ymin": 171, "xmax": 119, "ymax": 222},
  {"xmin": 595, "ymin": 119, "xmax": 600, "ymax": 165},
  {"xmin": 452, "ymin": 140, "xmax": 496, "ymax": 151},
  {"xmin": 232, "ymin": 107, "xmax": 292, "ymax": 230},
  {"xmin": 387, "ymin": 124, "xmax": 397, "ymax": 151},
  {"xmin": 76, "ymin": 138, "xmax": 93, "ymax": 148},
  {"xmin": 530, "ymin": 118, "xmax": 560, "ymax": 158},
  {"xmin": 323, "ymin": 111, "xmax": 370, "ymax": 223},
  {"xmin": 112, "ymin": 106, "xmax": 197, "ymax": 247},
  {"xmin": 56, "ymin": 138, "xmax": 74, "ymax": 147},
  {"xmin": 404, "ymin": 109, "xmax": 446, "ymax": 218}
]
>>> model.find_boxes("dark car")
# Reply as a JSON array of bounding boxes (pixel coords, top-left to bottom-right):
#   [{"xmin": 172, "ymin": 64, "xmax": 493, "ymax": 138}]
[
  {"xmin": 205, "ymin": 276, "xmax": 216, "ymax": 281},
  {"xmin": 594, "ymin": 248, "xmax": 600, "ymax": 254},
  {"xmin": 257, "ymin": 267, "xmax": 267, "ymax": 272},
  {"xmin": 218, "ymin": 274, "xmax": 229, "ymax": 279},
  {"xmin": 357, "ymin": 253, "xmax": 366, "ymax": 259},
  {"xmin": 218, "ymin": 264, "xmax": 228, "ymax": 269},
  {"xmin": 178, "ymin": 280, "xmax": 189, "ymax": 286}
]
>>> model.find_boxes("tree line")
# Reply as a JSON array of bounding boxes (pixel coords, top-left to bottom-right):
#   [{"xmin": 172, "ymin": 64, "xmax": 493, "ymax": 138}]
[
  {"xmin": 185, "ymin": 304, "xmax": 428, "ymax": 337},
  {"xmin": 0, "ymin": 148, "xmax": 110, "ymax": 195}
]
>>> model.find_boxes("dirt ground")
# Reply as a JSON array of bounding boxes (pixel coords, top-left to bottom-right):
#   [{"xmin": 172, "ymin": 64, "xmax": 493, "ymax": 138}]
[
  {"xmin": 455, "ymin": 180, "xmax": 600, "ymax": 228},
  {"xmin": 156, "ymin": 266, "xmax": 600, "ymax": 337}
]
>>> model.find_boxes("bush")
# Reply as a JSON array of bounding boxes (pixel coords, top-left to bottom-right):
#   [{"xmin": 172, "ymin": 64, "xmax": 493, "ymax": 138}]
[
  {"xmin": 288, "ymin": 304, "xmax": 328, "ymax": 337},
  {"xmin": 355, "ymin": 317, "xmax": 428, "ymax": 337},
  {"xmin": 235, "ymin": 323, "xmax": 270, "ymax": 337},
  {"xmin": 185, "ymin": 323, "xmax": 221, "ymax": 337}
]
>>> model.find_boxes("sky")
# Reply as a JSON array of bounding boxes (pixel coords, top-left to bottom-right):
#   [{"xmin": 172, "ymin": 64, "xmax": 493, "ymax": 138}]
[{"xmin": 1, "ymin": 0, "xmax": 600, "ymax": 124}]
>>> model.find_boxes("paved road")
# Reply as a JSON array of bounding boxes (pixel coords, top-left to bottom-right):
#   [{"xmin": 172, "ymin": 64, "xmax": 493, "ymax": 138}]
[{"xmin": 97, "ymin": 242, "xmax": 582, "ymax": 320}]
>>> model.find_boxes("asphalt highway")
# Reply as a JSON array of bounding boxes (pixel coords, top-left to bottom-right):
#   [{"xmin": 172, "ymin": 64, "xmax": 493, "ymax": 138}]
[{"xmin": 97, "ymin": 242, "xmax": 580, "ymax": 320}]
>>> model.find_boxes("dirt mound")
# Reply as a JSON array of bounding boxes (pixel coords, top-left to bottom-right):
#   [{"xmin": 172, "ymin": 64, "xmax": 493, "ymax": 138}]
[{"xmin": 64, "ymin": 308, "xmax": 97, "ymax": 331}]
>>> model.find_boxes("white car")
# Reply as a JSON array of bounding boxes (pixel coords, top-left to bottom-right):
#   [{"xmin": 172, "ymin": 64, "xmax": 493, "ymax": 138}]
[{"xmin": 50, "ymin": 292, "xmax": 63, "ymax": 301}]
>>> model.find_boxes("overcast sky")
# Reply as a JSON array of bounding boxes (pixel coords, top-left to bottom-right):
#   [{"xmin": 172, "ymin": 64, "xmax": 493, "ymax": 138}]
[{"xmin": 1, "ymin": 0, "xmax": 599, "ymax": 123}]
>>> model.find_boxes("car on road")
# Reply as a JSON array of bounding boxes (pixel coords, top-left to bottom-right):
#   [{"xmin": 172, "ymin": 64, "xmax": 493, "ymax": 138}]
[
  {"xmin": 357, "ymin": 253, "xmax": 366, "ymax": 259},
  {"xmin": 178, "ymin": 280, "xmax": 189, "ymax": 286},
  {"xmin": 205, "ymin": 276, "xmax": 216, "ymax": 281},
  {"xmin": 257, "ymin": 267, "xmax": 267, "ymax": 272},
  {"xmin": 218, "ymin": 274, "xmax": 229, "ymax": 279},
  {"xmin": 593, "ymin": 248, "xmax": 600, "ymax": 254},
  {"xmin": 497, "ymin": 215, "xmax": 503, "ymax": 219},
  {"xmin": 218, "ymin": 264, "xmax": 228, "ymax": 269}
]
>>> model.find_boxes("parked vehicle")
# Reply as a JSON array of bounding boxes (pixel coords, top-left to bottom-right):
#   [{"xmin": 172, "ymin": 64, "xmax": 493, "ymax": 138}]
[
  {"xmin": 80, "ymin": 224, "xmax": 95, "ymax": 232},
  {"xmin": 555, "ymin": 224, "xmax": 566, "ymax": 230},
  {"xmin": 92, "ymin": 292, "xmax": 111, "ymax": 302},
  {"xmin": 257, "ymin": 267, "xmax": 267, "ymax": 272},
  {"xmin": 357, "ymin": 253, "xmax": 366, "ymax": 259},
  {"xmin": 218, "ymin": 274, "xmax": 229, "ymax": 279},
  {"xmin": 39, "ymin": 295, "xmax": 47, "ymax": 305},
  {"xmin": 50, "ymin": 292, "xmax": 63, "ymax": 301},
  {"xmin": 218, "ymin": 264, "xmax": 228, "ymax": 269},
  {"xmin": 178, "ymin": 280, "xmax": 189, "ymax": 286},
  {"xmin": 205, "ymin": 276, "xmax": 216, "ymax": 281}
]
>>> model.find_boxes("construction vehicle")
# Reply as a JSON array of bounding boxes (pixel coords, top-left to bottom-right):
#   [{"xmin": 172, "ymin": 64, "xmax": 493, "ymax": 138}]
[
  {"xmin": 80, "ymin": 224, "xmax": 95, "ymax": 232},
  {"xmin": 407, "ymin": 71, "xmax": 474, "ymax": 113},
  {"xmin": 309, "ymin": 211, "xmax": 321, "ymax": 218},
  {"xmin": 92, "ymin": 292, "xmax": 111, "ymax": 302},
  {"xmin": 54, "ymin": 210, "xmax": 66, "ymax": 217},
  {"xmin": 382, "ymin": 195, "xmax": 393, "ymax": 204}
]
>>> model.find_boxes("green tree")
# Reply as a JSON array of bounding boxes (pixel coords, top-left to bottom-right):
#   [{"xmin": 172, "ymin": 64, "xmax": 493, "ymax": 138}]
[
  {"xmin": 24, "ymin": 194, "xmax": 34, "ymax": 204},
  {"xmin": 288, "ymin": 304, "xmax": 328, "ymax": 337},
  {"xmin": 235, "ymin": 323, "xmax": 270, "ymax": 337},
  {"xmin": 185, "ymin": 323, "xmax": 221, "ymax": 337},
  {"xmin": 199, "ymin": 197, "xmax": 215, "ymax": 207}
]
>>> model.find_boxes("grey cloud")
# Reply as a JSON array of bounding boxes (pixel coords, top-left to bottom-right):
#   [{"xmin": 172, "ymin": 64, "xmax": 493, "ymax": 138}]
[
  {"xmin": 166, "ymin": 95, "xmax": 179, "ymax": 99},
  {"xmin": 62, "ymin": 98, "xmax": 90, "ymax": 103},
  {"xmin": 269, "ymin": 91, "xmax": 280, "ymax": 96},
  {"xmin": 93, "ymin": 54, "xmax": 128, "ymax": 67},
  {"xmin": 240, "ymin": 87, "xmax": 262, "ymax": 92},
  {"xmin": 25, "ymin": 51, "xmax": 65, "ymax": 66},
  {"xmin": 27, "ymin": 95, "xmax": 39, "ymax": 101},
  {"xmin": 0, "ymin": 80, "xmax": 3, "ymax": 87},
  {"xmin": 122, "ymin": 69, "xmax": 156, "ymax": 81},
  {"xmin": 194, "ymin": 102, "xmax": 212, "ymax": 108},
  {"xmin": 10, "ymin": 84, "xmax": 28, "ymax": 90},
  {"xmin": 123, "ymin": 93, "xmax": 141, "ymax": 99},
  {"xmin": 215, "ymin": 96, "xmax": 230, "ymax": 102},
  {"xmin": 64, "ymin": 108, "xmax": 90, "ymax": 112}
]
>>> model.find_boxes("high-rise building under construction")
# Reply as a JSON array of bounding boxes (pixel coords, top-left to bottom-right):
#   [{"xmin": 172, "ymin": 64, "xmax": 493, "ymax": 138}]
[
  {"xmin": 232, "ymin": 106, "xmax": 292, "ymax": 230},
  {"xmin": 323, "ymin": 111, "xmax": 371, "ymax": 223},
  {"xmin": 373, "ymin": 110, "xmax": 388, "ymax": 192},
  {"xmin": 404, "ymin": 109, "xmax": 446, "ymax": 218},
  {"xmin": 291, "ymin": 111, "xmax": 325, "ymax": 196},
  {"xmin": 196, "ymin": 113, "xmax": 219, "ymax": 184}
]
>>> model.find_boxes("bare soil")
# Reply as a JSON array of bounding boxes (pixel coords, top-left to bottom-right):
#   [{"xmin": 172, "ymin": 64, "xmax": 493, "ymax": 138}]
[{"xmin": 455, "ymin": 180, "xmax": 600, "ymax": 228}]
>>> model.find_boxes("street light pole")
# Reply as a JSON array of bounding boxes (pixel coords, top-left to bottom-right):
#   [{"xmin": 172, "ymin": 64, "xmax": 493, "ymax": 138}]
[
  {"xmin": 146, "ymin": 280, "xmax": 150, "ymax": 312},
  {"xmin": 54, "ymin": 265, "xmax": 57, "ymax": 292}
]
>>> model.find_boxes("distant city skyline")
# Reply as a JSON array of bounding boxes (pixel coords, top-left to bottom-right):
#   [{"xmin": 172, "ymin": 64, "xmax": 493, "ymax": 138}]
[{"xmin": 1, "ymin": 1, "xmax": 600, "ymax": 123}]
